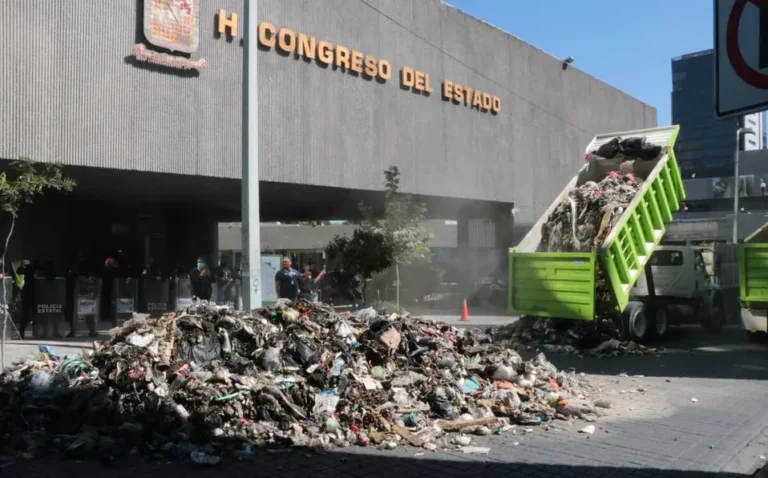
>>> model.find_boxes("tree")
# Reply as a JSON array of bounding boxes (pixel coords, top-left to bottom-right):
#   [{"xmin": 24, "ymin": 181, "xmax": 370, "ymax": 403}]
[
  {"xmin": 359, "ymin": 166, "xmax": 432, "ymax": 308},
  {"xmin": 325, "ymin": 228, "xmax": 393, "ymax": 304},
  {"xmin": 0, "ymin": 159, "xmax": 76, "ymax": 367}
]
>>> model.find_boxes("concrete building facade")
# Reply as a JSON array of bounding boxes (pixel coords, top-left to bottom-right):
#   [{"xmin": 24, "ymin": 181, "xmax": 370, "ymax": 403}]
[{"xmin": 0, "ymin": 0, "xmax": 656, "ymax": 273}]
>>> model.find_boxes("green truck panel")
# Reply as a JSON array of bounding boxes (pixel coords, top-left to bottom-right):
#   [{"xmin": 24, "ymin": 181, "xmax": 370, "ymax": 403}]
[
  {"xmin": 740, "ymin": 243, "xmax": 768, "ymax": 305},
  {"xmin": 509, "ymin": 125, "xmax": 684, "ymax": 320},
  {"xmin": 508, "ymin": 252, "xmax": 596, "ymax": 320},
  {"xmin": 601, "ymin": 149, "xmax": 684, "ymax": 312}
]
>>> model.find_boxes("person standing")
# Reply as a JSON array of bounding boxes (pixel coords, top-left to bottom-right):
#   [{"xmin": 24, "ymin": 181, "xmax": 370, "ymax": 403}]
[
  {"xmin": 64, "ymin": 263, "xmax": 78, "ymax": 337},
  {"xmin": 190, "ymin": 256, "xmax": 215, "ymax": 302},
  {"xmin": 298, "ymin": 262, "xmax": 326, "ymax": 302},
  {"xmin": 12, "ymin": 260, "xmax": 33, "ymax": 339},
  {"xmin": 101, "ymin": 257, "xmax": 118, "ymax": 323},
  {"xmin": 274, "ymin": 256, "xmax": 300, "ymax": 301},
  {"xmin": 40, "ymin": 261, "xmax": 62, "ymax": 339}
]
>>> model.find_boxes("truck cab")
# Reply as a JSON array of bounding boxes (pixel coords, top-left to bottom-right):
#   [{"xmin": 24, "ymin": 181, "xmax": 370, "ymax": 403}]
[{"xmin": 628, "ymin": 245, "xmax": 723, "ymax": 340}]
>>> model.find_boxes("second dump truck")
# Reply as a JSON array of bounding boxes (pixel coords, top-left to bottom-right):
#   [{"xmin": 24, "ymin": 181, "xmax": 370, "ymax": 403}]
[
  {"xmin": 508, "ymin": 125, "xmax": 724, "ymax": 341},
  {"xmin": 740, "ymin": 222, "xmax": 768, "ymax": 341}
]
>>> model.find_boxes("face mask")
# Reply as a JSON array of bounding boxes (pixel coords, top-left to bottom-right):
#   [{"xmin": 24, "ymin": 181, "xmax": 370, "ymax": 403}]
[{"xmin": 197, "ymin": 262, "xmax": 204, "ymax": 271}]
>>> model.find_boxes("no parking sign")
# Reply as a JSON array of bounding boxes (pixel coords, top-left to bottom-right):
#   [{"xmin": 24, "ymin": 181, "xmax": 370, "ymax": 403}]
[{"xmin": 715, "ymin": 0, "xmax": 768, "ymax": 118}]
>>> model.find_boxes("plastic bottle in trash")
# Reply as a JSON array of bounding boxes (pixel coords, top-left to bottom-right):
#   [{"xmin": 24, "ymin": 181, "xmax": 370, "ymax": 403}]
[{"xmin": 219, "ymin": 328, "xmax": 232, "ymax": 354}]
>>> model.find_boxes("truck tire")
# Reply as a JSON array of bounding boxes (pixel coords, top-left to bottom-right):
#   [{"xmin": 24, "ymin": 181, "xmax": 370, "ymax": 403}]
[
  {"xmin": 623, "ymin": 301, "xmax": 649, "ymax": 342},
  {"xmin": 651, "ymin": 305, "xmax": 669, "ymax": 339}
]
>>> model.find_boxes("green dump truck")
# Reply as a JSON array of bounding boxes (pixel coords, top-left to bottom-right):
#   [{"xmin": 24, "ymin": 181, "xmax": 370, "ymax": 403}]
[
  {"xmin": 740, "ymin": 223, "xmax": 768, "ymax": 341},
  {"xmin": 508, "ymin": 125, "xmax": 724, "ymax": 341}
]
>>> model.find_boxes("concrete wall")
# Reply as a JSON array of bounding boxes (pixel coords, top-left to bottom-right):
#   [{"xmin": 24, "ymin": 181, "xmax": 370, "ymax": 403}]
[
  {"xmin": 0, "ymin": 0, "xmax": 656, "ymax": 229},
  {"xmin": 218, "ymin": 220, "xmax": 461, "ymax": 251},
  {"xmin": 666, "ymin": 212, "xmax": 768, "ymax": 242}
]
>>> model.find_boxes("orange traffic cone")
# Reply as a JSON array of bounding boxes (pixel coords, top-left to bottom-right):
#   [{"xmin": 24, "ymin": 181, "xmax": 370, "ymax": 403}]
[{"xmin": 461, "ymin": 299, "xmax": 470, "ymax": 321}]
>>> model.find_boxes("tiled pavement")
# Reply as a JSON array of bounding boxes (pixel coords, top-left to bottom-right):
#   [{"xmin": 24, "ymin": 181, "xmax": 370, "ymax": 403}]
[{"xmin": 4, "ymin": 326, "xmax": 768, "ymax": 477}]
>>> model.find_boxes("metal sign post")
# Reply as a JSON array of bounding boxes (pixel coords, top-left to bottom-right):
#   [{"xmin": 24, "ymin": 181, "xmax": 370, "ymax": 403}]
[
  {"xmin": 715, "ymin": 0, "xmax": 768, "ymax": 118},
  {"xmin": 242, "ymin": 0, "xmax": 262, "ymax": 311}
]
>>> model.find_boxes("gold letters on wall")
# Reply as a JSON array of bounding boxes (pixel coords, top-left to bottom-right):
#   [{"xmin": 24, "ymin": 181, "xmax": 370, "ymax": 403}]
[{"xmin": 216, "ymin": 11, "xmax": 500, "ymax": 115}]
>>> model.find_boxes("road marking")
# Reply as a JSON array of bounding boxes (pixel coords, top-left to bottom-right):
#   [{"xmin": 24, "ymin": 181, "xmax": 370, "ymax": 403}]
[{"xmin": 694, "ymin": 344, "xmax": 767, "ymax": 352}]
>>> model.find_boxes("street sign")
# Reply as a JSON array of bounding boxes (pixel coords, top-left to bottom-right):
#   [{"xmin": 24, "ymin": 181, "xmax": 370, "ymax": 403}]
[{"xmin": 715, "ymin": 0, "xmax": 768, "ymax": 118}]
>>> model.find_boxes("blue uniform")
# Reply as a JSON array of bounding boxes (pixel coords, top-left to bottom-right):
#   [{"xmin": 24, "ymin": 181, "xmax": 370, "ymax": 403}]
[{"xmin": 275, "ymin": 268, "xmax": 300, "ymax": 300}]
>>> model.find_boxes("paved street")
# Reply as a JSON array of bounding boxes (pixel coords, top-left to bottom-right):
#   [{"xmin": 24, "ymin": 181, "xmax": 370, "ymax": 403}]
[{"xmin": 3, "ymin": 325, "xmax": 768, "ymax": 477}]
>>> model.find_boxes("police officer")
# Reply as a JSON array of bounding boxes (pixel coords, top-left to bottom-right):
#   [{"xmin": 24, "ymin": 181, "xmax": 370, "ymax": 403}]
[{"xmin": 190, "ymin": 256, "xmax": 215, "ymax": 302}]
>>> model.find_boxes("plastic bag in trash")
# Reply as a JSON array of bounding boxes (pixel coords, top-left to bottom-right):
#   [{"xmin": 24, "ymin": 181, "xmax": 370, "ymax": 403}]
[
  {"xmin": 190, "ymin": 451, "xmax": 222, "ymax": 466},
  {"xmin": 355, "ymin": 307, "xmax": 377, "ymax": 321},
  {"xmin": 313, "ymin": 392, "xmax": 340, "ymax": 417},
  {"xmin": 28, "ymin": 371, "xmax": 54, "ymax": 395}
]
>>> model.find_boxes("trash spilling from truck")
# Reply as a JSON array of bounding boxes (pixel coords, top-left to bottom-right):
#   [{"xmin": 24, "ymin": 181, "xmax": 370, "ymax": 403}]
[
  {"xmin": 493, "ymin": 317, "xmax": 659, "ymax": 356},
  {"xmin": 509, "ymin": 126, "xmax": 688, "ymax": 344},
  {"xmin": 540, "ymin": 171, "xmax": 645, "ymax": 254},
  {"xmin": 0, "ymin": 301, "xmax": 601, "ymax": 463}
]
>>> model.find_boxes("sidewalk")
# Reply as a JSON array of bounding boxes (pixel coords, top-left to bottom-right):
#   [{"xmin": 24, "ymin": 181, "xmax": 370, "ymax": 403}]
[{"xmin": 2, "ymin": 330, "xmax": 112, "ymax": 364}]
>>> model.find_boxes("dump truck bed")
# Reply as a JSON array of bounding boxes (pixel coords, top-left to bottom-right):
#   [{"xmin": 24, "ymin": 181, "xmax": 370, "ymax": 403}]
[
  {"xmin": 509, "ymin": 125, "xmax": 684, "ymax": 320},
  {"xmin": 740, "ymin": 223, "xmax": 768, "ymax": 306}
]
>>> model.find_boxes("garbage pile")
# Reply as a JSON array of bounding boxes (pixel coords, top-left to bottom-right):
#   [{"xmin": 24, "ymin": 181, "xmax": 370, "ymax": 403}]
[
  {"xmin": 520, "ymin": 137, "xmax": 668, "ymax": 352},
  {"xmin": 0, "ymin": 302, "xmax": 599, "ymax": 462},
  {"xmin": 540, "ymin": 135, "xmax": 667, "ymax": 254},
  {"xmin": 494, "ymin": 317, "xmax": 658, "ymax": 357},
  {"xmin": 540, "ymin": 172, "xmax": 643, "ymax": 254}
]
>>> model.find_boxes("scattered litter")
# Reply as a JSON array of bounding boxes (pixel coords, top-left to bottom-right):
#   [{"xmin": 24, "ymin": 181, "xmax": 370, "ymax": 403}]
[
  {"xmin": 38, "ymin": 345, "xmax": 59, "ymax": 359},
  {"xmin": 580, "ymin": 425, "xmax": 596, "ymax": 435},
  {"xmin": 190, "ymin": 451, "xmax": 222, "ymax": 466},
  {"xmin": 453, "ymin": 435, "xmax": 472, "ymax": 446},
  {"xmin": 691, "ymin": 398, "xmax": 699, "ymax": 403},
  {"xmin": 461, "ymin": 447, "xmax": 491, "ymax": 455},
  {"xmin": 494, "ymin": 317, "xmax": 659, "ymax": 357},
  {"xmin": 594, "ymin": 399, "xmax": 613, "ymax": 409}
]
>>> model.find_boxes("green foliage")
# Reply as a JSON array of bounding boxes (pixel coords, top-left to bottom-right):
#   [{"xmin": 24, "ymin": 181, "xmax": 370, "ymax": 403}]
[
  {"xmin": 325, "ymin": 166, "xmax": 432, "ymax": 304},
  {"xmin": 0, "ymin": 159, "xmax": 76, "ymax": 218},
  {"xmin": 325, "ymin": 228, "xmax": 394, "ymax": 302},
  {"xmin": 360, "ymin": 166, "xmax": 432, "ymax": 265},
  {"xmin": 0, "ymin": 158, "xmax": 75, "ymax": 367}
]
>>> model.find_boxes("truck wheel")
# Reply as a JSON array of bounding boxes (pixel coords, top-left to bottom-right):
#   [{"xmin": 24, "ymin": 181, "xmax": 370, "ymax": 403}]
[
  {"xmin": 623, "ymin": 301, "xmax": 649, "ymax": 342},
  {"xmin": 651, "ymin": 306, "xmax": 669, "ymax": 339}
]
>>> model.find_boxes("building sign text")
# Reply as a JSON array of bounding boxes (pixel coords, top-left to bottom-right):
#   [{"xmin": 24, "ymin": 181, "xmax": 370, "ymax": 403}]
[{"xmin": 216, "ymin": 11, "xmax": 501, "ymax": 115}]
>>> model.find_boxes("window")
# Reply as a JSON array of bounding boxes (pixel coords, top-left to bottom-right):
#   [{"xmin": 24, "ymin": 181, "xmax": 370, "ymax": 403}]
[{"xmin": 651, "ymin": 250, "xmax": 684, "ymax": 266}]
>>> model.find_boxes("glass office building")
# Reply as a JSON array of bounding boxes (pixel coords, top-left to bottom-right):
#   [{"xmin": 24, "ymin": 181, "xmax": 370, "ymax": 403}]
[{"xmin": 671, "ymin": 50, "xmax": 763, "ymax": 180}]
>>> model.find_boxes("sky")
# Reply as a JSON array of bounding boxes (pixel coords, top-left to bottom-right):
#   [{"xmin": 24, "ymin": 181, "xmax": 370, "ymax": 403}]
[{"xmin": 446, "ymin": 0, "xmax": 714, "ymax": 126}]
